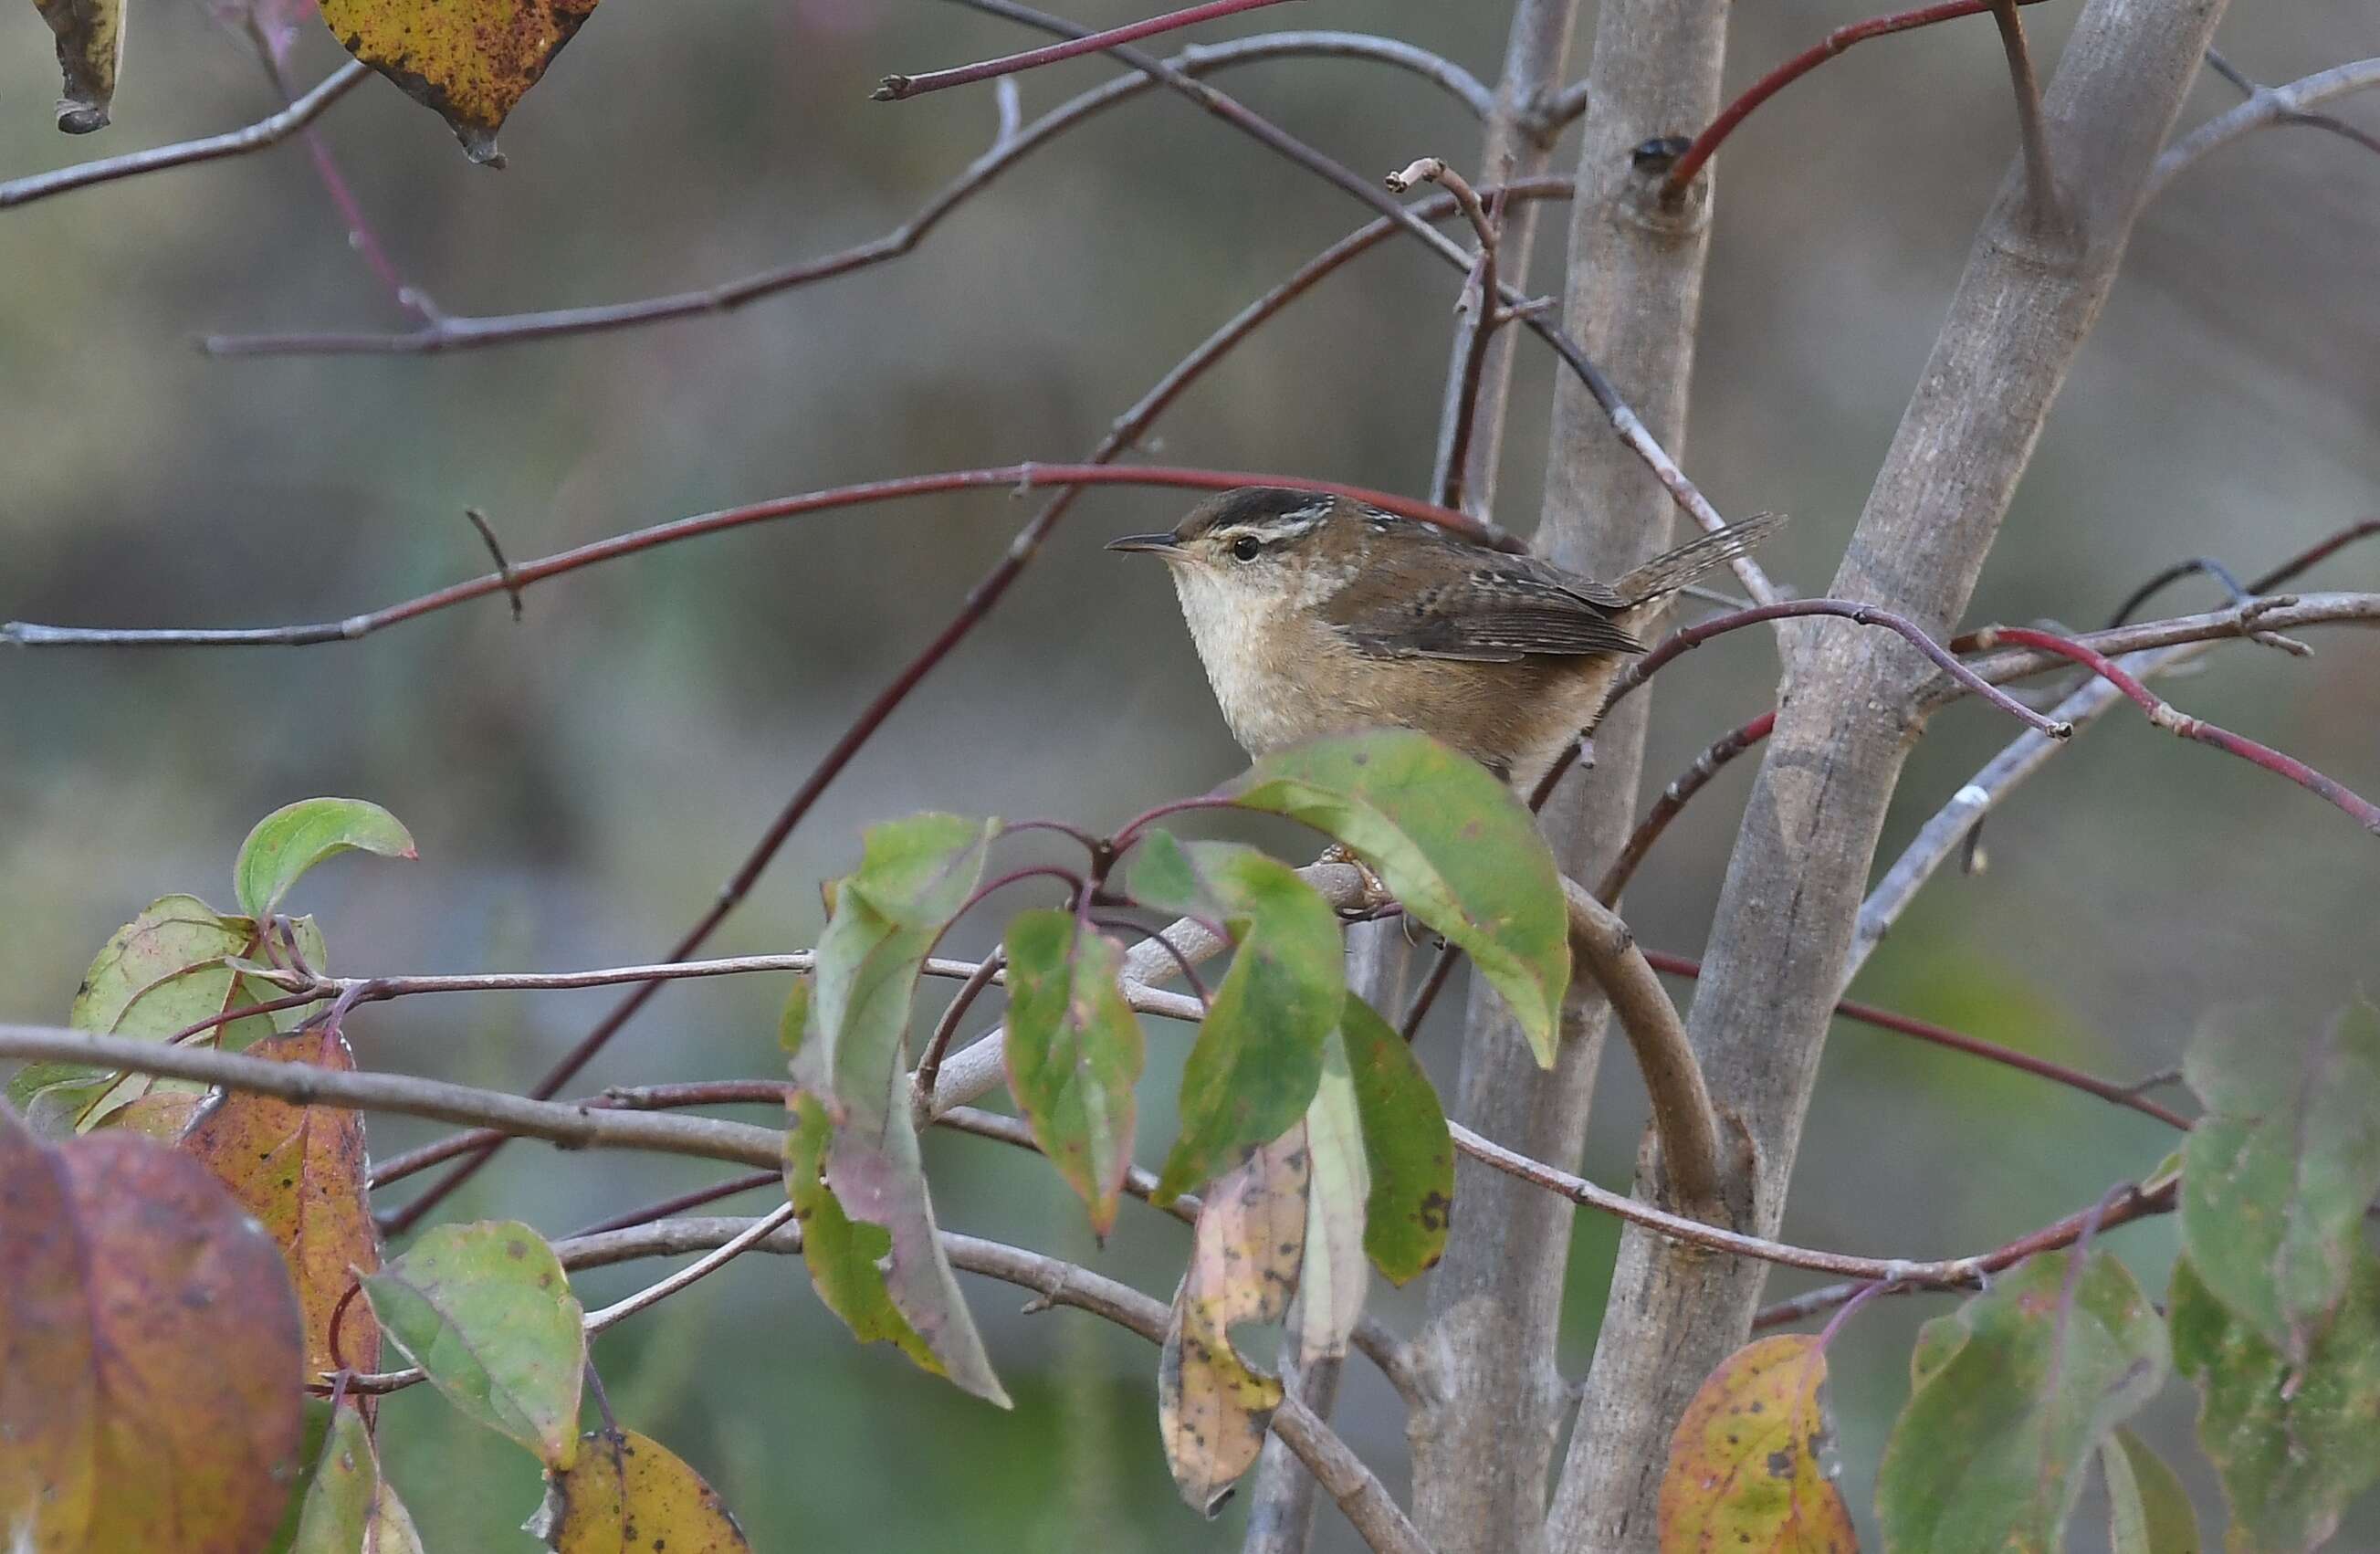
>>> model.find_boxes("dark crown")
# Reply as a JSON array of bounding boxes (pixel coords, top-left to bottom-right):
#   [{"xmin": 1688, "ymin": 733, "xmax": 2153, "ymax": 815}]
[{"xmin": 1176, "ymin": 487, "xmax": 1340, "ymax": 542}]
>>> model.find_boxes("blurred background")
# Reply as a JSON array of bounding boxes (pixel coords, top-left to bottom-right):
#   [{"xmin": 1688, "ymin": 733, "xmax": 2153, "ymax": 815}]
[{"xmin": 3, "ymin": 0, "xmax": 2375, "ymax": 1547}]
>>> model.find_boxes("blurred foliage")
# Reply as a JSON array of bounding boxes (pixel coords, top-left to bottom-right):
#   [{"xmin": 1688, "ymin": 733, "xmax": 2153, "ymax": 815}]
[{"xmin": 4, "ymin": 0, "xmax": 2377, "ymax": 1547}]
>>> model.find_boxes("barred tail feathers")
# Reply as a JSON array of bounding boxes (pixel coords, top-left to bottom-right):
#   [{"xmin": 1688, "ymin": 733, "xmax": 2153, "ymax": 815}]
[{"xmin": 1613, "ymin": 510, "xmax": 1787, "ymax": 605}]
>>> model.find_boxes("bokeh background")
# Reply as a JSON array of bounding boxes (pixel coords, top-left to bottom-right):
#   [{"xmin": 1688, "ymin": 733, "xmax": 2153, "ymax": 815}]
[{"xmin": 4, "ymin": 0, "xmax": 2375, "ymax": 1547}]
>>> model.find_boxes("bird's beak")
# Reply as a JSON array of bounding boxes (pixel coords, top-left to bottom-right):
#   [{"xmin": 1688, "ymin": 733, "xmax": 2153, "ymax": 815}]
[{"xmin": 1106, "ymin": 532, "xmax": 1184, "ymax": 558}]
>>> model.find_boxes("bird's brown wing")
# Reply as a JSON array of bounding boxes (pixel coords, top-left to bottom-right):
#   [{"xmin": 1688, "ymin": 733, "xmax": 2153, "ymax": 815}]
[{"xmin": 1321, "ymin": 549, "xmax": 1641, "ymax": 662}]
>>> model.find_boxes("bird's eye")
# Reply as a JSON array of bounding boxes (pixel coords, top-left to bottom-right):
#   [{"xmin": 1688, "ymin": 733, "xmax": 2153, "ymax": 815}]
[{"xmin": 1230, "ymin": 534, "xmax": 1263, "ymax": 562}]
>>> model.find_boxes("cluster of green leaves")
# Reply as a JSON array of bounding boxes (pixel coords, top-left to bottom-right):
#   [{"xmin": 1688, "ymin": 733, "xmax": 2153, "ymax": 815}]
[
  {"xmin": 1658, "ymin": 994, "xmax": 2380, "ymax": 1553},
  {"xmin": 782, "ymin": 729, "xmax": 1567, "ymax": 1508},
  {"xmin": 0, "ymin": 798, "xmax": 755, "ymax": 1552}
]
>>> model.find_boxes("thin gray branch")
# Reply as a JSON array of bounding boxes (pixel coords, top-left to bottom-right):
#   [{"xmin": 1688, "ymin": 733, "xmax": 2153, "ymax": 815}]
[
  {"xmin": 0, "ymin": 1024, "xmax": 784, "ymax": 1168},
  {"xmin": 2147, "ymin": 56, "xmax": 2380, "ymax": 200},
  {"xmin": 557, "ymin": 1218, "xmax": 1438, "ymax": 1554},
  {"xmin": 0, "ymin": 60, "xmax": 371, "ymax": 211}
]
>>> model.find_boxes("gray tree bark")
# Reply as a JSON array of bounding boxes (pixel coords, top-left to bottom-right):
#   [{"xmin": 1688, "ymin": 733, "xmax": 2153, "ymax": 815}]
[
  {"xmin": 1412, "ymin": 2, "xmax": 1732, "ymax": 1552},
  {"xmin": 1543, "ymin": 0, "xmax": 2228, "ymax": 1547}
]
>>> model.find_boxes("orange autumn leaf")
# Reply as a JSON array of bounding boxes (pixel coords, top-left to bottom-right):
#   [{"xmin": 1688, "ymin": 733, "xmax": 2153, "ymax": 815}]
[
  {"xmin": 182, "ymin": 1027, "xmax": 382, "ymax": 1381},
  {"xmin": 319, "ymin": 0, "xmax": 601, "ymax": 165}
]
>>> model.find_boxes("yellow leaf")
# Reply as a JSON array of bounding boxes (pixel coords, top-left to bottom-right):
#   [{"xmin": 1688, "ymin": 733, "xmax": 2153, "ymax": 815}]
[
  {"xmin": 31, "ymin": 0, "xmax": 121, "ymax": 131},
  {"xmin": 533, "ymin": 1428, "xmax": 751, "ymax": 1553},
  {"xmin": 1658, "ymin": 1334, "xmax": 1857, "ymax": 1554},
  {"xmin": 318, "ymin": 0, "xmax": 600, "ymax": 165},
  {"xmin": 1158, "ymin": 1124, "xmax": 1309, "ymax": 1515}
]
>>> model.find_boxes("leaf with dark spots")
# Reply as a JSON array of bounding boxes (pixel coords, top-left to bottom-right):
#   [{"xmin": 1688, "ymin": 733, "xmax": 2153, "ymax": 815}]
[
  {"xmin": 1337, "ymin": 993, "xmax": 1454, "ymax": 1283},
  {"xmin": 531, "ymin": 1427, "xmax": 751, "ymax": 1552},
  {"xmin": 1658, "ymin": 1334, "xmax": 1854, "ymax": 1553}
]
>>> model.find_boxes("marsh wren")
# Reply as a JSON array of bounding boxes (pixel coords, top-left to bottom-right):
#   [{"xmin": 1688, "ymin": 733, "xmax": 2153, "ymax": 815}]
[{"xmin": 1109, "ymin": 488, "xmax": 1782, "ymax": 791}]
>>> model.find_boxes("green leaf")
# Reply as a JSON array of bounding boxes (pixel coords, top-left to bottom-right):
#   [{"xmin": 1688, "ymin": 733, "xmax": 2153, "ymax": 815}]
[
  {"xmin": 1297, "ymin": 1032, "xmax": 1369, "ymax": 1361},
  {"xmin": 360, "ymin": 1221, "xmax": 585, "ymax": 1472},
  {"xmin": 2098, "ymin": 1427, "xmax": 2198, "ymax": 1554},
  {"xmin": 1338, "ymin": 993, "xmax": 1453, "ymax": 1284},
  {"xmin": 2171, "ymin": 1250, "xmax": 2380, "ymax": 1551},
  {"xmin": 790, "ymin": 814, "xmax": 995, "ymax": 1137},
  {"xmin": 235, "ymin": 797, "xmax": 416, "ymax": 919},
  {"xmin": 1124, "ymin": 832, "xmax": 1344, "ymax": 1203},
  {"xmin": 1876, "ymin": 1250, "xmax": 2168, "ymax": 1554},
  {"xmin": 257, "ymin": 1396, "xmax": 336, "ymax": 1554},
  {"xmin": 288, "ymin": 1402, "xmax": 425, "ymax": 1554},
  {"xmin": 820, "ymin": 1069, "xmax": 1012, "ymax": 1409},
  {"xmin": 777, "ymin": 975, "xmax": 812, "ymax": 1058},
  {"xmin": 2182, "ymin": 996, "xmax": 2380, "ymax": 1359},
  {"xmin": 8, "ymin": 895, "xmax": 286, "ymax": 1134},
  {"xmin": 782, "ymin": 1092, "xmax": 938, "ymax": 1377},
  {"xmin": 1001, "ymin": 909, "xmax": 1143, "ymax": 1238},
  {"xmin": 1219, "ymin": 729, "xmax": 1568, "ymax": 1065}
]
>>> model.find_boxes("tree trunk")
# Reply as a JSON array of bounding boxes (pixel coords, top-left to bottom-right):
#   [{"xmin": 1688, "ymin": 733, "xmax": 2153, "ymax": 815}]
[{"xmin": 1543, "ymin": 1, "xmax": 2227, "ymax": 1547}]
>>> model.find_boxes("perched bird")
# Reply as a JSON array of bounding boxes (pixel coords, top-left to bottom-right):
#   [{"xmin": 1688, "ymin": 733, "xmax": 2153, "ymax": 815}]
[{"xmin": 1109, "ymin": 488, "xmax": 1781, "ymax": 792}]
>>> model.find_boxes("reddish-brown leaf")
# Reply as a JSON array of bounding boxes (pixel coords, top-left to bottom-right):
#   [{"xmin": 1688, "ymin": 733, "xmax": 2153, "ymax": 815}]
[
  {"xmin": 1659, "ymin": 1334, "xmax": 1856, "ymax": 1554},
  {"xmin": 0, "ymin": 1108, "xmax": 306, "ymax": 1553},
  {"xmin": 182, "ymin": 1029, "xmax": 382, "ymax": 1380}
]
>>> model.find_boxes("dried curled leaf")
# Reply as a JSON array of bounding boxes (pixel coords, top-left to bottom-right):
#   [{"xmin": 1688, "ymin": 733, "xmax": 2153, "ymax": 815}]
[
  {"xmin": 1158, "ymin": 1125, "xmax": 1309, "ymax": 1515},
  {"xmin": 1296, "ymin": 1034, "xmax": 1369, "ymax": 1362},
  {"xmin": 530, "ymin": 1428, "xmax": 752, "ymax": 1553},
  {"xmin": 32, "ymin": 0, "xmax": 122, "ymax": 131},
  {"xmin": 319, "ymin": 0, "xmax": 601, "ymax": 165},
  {"xmin": 1658, "ymin": 1334, "xmax": 1854, "ymax": 1554},
  {"xmin": 0, "ymin": 1108, "xmax": 305, "ymax": 1554}
]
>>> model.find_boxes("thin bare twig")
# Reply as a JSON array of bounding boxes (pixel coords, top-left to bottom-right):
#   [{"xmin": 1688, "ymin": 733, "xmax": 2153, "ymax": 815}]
[
  {"xmin": 1, "ymin": 464, "xmax": 1516, "ymax": 650},
  {"xmin": 562, "ymin": 1170, "xmax": 784, "ymax": 1239},
  {"xmin": 2148, "ymin": 55, "xmax": 2380, "ymax": 200},
  {"xmin": 1599, "ymin": 596, "xmax": 2073, "ymax": 739},
  {"xmin": 875, "ymin": 0, "xmax": 1302, "ymax": 100},
  {"xmin": 1966, "ymin": 625, "xmax": 2380, "ymax": 833},
  {"xmin": 1597, "ymin": 710, "xmax": 1776, "ymax": 903},
  {"xmin": 2204, "ymin": 49, "xmax": 2380, "ymax": 162},
  {"xmin": 1638, "ymin": 950, "xmax": 2190, "ymax": 1129},
  {"xmin": 915, "ymin": 951, "xmax": 1007, "ymax": 1107},
  {"xmin": 1387, "ymin": 156, "xmax": 1505, "ymax": 516},
  {"xmin": 1751, "ymin": 1179, "xmax": 2175, "ymax": 1328},
  {"xmin": 580, "ymin": 1202, "xmax": 799, "ymax": 1333},
  {"xmin": 1656, "ymin": 0, "xmax": 2053, "ymax": 200},
  {"xmin": 1564, "ymin": 882, "xmax": 1725, "ymax": 1220},
  {"xmin": 0, "ymin": 60, "xmax": 371, "ymax": 211},
  {"xmin": 1985, "ymin": 0, "xmax": 2064, "ymax": 226},
  {"xmin": 197, "ymin": 33, "xmax": 1488, "ymax": 356}
]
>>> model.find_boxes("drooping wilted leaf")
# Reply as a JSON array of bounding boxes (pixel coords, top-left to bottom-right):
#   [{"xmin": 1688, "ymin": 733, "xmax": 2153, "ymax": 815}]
[
  {"xmin": 791, "ymin": 813, "xmax": 994, "ymax": 1138},
  {"xmin": 288, "ymin": 1401, "xmax": 425, "ymax": 1554},
  {"xmin": 1337, "ymin": 993, "xmax": 1452, "ymax": 1284},
  {"xmin": 31, "ymin": 0, "xmax": 121, "ymax": 131},
  {"xmin": 2098, "ymin": 1427, "xmax": 2199, "ymax": 1554},
  {"xmin": 360, "ymin": 1221, "xmax": 585, "ymax": 1472},
  {"xmin": 1001, "ymin": 908, "xmax": 1143, "ymax": 1237},
  {"xmin": 1297, "ymin": 1033, "xmax": 1368, "ymax": 1362},
  {"xmin": 1219, "ymin": 730, "xmax": 1569, "ymax": 1064},
  {"xmin": 2170, "ymin": 1250, "xmax": 2380, "ymax": 1551},
  {"xmin": 1158, "ymin": 1125, "xmax": 1309, "ymax": 1515},
  {"xmin": 1124, "ymin": 831, "xmax": 1342, "ymax": 1202},
  {"xmin": 782, "ymin": 1092, "xmax": 939, "ymax": 1378},
  {"xmin": 234, "ymin": 797, "xmax": 415, "ymax": 919},
  {"xmin": 181, "ymin": 1028, "xmax": 381, "ymax": 1381},
  {"xmin": 0, "ymin": 1108, "xmax": 305, "ymax": 1554},
  {"xmin": 1658, "ymin": 1334, "xmax": 1855, "ymax": 1554},
  {"xmin": 2182, "ymin": 996, "xmax": 2380, "ymax": 1360},
  {"xmin": 319, "ymin": 0, "xmax": 600, "ymax": 165},
  {"xmin": 1877, "ymin": 1250, "xmax": 2167, "ymax": 1554},
  {"xmin": 529, "ymin": 1427, "xmax": 752, "ymax": 1553}
]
